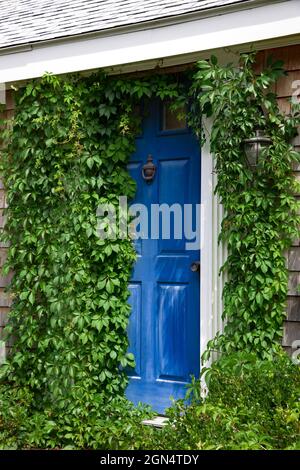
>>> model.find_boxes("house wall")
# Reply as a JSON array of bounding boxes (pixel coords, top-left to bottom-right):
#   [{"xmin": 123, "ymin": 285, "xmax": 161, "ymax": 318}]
[
  {"xmin": 278, "ymin": 49, "xmax": 300, "ymax": 355},
  {"xmin": 0, "ymin": 91, "xmax": 14, "ymax": 358},
  {"xmin": 0, "ymin": 44, "xmax": 299, "ymax": 358},
  {"xmin": 256, "ymin": 44, "xmax": 300, "ymax": 354}
]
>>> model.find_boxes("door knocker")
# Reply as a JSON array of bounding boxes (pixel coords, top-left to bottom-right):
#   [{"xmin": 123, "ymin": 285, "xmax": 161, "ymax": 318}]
[{"xmin": 142, "ymin": 154, "xmax": 156, "ymax": 183}]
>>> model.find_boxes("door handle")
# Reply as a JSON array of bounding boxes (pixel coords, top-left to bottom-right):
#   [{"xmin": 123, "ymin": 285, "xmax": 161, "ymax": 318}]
[{"xmin": 190, "ymin": 261, "xmax": 200, "ymax": 272}]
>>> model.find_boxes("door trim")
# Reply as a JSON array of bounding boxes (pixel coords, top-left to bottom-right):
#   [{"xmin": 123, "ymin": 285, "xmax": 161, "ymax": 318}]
[{"xmin": 200, "ymin": 117, "xmax": 225, "ymax": 369}]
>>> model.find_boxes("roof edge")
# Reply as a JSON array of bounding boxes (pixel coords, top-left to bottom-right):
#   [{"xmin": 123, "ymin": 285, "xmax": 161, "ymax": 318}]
[{"xmin": 0, "ymin": 0, "xmax": 288, "ymax": 55}]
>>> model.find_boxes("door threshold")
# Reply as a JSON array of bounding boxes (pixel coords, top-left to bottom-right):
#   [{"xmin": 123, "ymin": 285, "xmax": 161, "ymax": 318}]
[{"xmin": 142, "ymin": 416, "xmax": 169, "ymax": 428}]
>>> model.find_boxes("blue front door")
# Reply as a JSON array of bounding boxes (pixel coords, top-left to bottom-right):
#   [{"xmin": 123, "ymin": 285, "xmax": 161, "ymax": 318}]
[{"xmin": 126, "ymin": 100, "xmax": 200, "ymax": 413}]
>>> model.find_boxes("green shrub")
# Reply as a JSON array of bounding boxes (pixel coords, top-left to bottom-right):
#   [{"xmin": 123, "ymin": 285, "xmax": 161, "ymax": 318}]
[
  {"xmin": 0, "ymin": 383, "xmax": 155, "ymax": 449},
  {"xmin": 0, "ymin": 353, "xmax": 299, "ymax": 449},
  {"xmin": 155, "ymin": 353, "xmax": 300, "ymax": 450},
  {"xmin": 0, "ymin": 384, "xmax": 33, "ymax": 449},
  {"xmin": 25, "ymin": 394, "xmax": 155, "ymax": 450}
]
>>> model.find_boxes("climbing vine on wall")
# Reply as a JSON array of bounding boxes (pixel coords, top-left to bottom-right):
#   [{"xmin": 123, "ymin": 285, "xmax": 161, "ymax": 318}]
[
  {"xmin": 0, "ymin": 72, "xmax": 186, "ymax": 411},
  {"xmin": 190, "ymin": 53, "xmax": 300, "ymax": 360}
]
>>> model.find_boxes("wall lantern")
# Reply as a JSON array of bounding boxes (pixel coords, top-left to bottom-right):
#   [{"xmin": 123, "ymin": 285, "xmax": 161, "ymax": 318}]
[{"xmin": 243, "ymin": 129, "xmax": 272, "ymax": 170}]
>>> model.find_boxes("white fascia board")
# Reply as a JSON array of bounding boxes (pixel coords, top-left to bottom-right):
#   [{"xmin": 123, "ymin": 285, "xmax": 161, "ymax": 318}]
[{"xmin": 0, "ymin": 0, "xmax": 299, "ymax": 83}]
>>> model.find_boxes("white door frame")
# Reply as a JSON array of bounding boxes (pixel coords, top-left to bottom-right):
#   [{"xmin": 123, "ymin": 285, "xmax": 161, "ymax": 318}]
[{"xmin": 200, "ymin": 119, "xmax": 225, "ymax": 368}]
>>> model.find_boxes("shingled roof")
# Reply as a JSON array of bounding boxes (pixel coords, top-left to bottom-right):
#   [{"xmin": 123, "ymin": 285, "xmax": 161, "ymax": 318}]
[{"xmin": 0, "ymin": 0, "xmax": 254, "ymax": 49}]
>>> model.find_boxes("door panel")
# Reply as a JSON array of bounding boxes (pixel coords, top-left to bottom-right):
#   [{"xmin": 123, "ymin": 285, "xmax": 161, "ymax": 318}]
[
  {"xmin": 126, "ymin": 100, "xmax": 200, "ymax": 413},
  {"xmin": 157, "ymin": 283, "xmax": 189, "ymax": 380}
]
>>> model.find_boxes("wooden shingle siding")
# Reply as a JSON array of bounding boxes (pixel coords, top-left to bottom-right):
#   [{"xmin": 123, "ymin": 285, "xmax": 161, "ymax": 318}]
[
  {"xmin": 276, "ymin": 97, "xmax": 291, "ymax": 116},
  {"xmin": 0, "ymin": 289, "xmax": 12, "ymax": 308},
  {"xmin": 258, "ymin": 45, "xmax": 300, "ymax": 353},
  {"xmin": 276, "ymin": 70, "xmax": 300, "ymax": 98},
  {"xmin": 288, "ymin": 247, "xmax": 300, "ymax": 271},
  {"xmin": 0, "ymin": 89, "xmax": 14, "ymax": 356},
  {"xmin": 0, "ymin": 308, "xmax": 9, "ymax": 327},
  {"xmin": 283, "ymin": 321, "xmax": 300, "ymax": 347},
  {"xmin": 0, "ymin": 306, "xmax": 8, "ymax": 348},
  {"xmin": 287, "ymin": 297, "xmax": 300, "ymax": 322},
  {"xmin": 288, "ymin": 273, "xmax": 300, "ymax": 296}
]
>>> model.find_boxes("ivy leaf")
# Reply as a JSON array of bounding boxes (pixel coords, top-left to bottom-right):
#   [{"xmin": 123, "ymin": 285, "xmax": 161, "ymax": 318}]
[
  {"xmin": 110, "ymin": 350, "xmax": 117, "ymax": 359},
  {"xmin": 20, "ymin": 291, "xmax": 29, "ymax": 301},
  {"xmin": 87, "ymin": 157, "xmax": 94, "ymax": 169},
  {"xmin": 28, "ymin": 291, "xmax": 35, "ymax": 305}
]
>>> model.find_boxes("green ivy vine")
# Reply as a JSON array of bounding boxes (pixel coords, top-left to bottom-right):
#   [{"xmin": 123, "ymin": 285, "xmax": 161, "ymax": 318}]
[
  {"xmin": 0, "ymin": 72, "xmax": 186, "ymax": 411},
  {"xmin": 0, "ymin": 52, "xmax": 299, "ymax": 420},
  {"xmin": 191, "ymin": 53, "xmax": 300, "ymax": 360}
]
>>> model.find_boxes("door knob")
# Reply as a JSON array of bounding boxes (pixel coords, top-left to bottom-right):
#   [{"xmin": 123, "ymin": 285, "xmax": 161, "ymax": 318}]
[{"xmin": 190, "ymin": 261, "xmax": 200, "ymax": 272}]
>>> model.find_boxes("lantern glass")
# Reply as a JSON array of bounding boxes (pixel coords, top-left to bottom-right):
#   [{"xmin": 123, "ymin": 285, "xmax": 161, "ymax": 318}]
[
  {"xmin": 243, "ymin": 129, "xmax": 272, "ymax": 170},
  {"xmin": 244, "ymin": 141, "xmax": 259, "ymax": 169}
]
